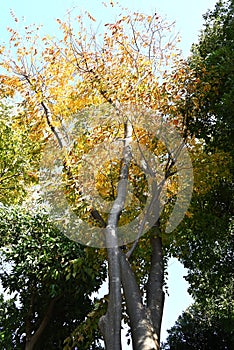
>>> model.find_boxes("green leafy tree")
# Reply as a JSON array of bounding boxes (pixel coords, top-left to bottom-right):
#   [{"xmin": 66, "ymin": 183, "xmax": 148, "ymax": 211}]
[
  {"xmin": 175, "ymin": 0, "xmax": 234, "ymax": 310},
  {"xmin": 0, "ymin": 103, "xmax": 41, "ymax": 204},
  {"xmin": 161, "ymin": 303, "xmax": 233, "ymax": 350},
  {"xmin": 165, "ymin": 1, "xmax": 234, "ymax": 347},
  {"xmin": 186, "ymin": 0, "xmax": 234, "ymax": 153},
  {"xmin": 0, "ymin": 205, "xmax": 106, "ymax": 349}
]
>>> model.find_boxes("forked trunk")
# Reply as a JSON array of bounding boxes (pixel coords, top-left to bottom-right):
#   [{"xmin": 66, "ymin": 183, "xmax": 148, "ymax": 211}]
[{"xmin": 120, "ymin": 251, "xmax": 160, "ymax": 350}]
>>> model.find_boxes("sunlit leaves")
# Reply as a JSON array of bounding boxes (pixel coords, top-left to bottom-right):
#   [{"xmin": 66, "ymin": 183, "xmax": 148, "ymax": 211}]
[
  {"xmin": 0, "ymin": 4, "xmax": 186, "ymax": 139},
  {"xmin": 0, "ymin": 103, "xmax": 41, "ymax": 204}
]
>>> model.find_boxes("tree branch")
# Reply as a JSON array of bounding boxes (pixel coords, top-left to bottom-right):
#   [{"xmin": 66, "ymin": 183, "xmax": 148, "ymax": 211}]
[
  {"xmin": 25, "ymin": 295, "xmax": 61, "ymax": 350},
  {"xmin": 40, "ymin": 101, "xmax": 65, "ymax": 149}
]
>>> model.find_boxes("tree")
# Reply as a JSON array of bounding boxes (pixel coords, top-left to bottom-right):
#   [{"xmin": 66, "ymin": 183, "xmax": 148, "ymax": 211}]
[
  {"xmin": 165, "ymin": 189, "xmax": 234, "ymax": 348},
  {"xmin": 161, "ymin": 303, "xmax": 233, "ymax": 350},
  {"xmin": 171, "ymin": 0, "xmax": 233, "ymax": 315},
  {"xmin": 0, "ymin": 102, "xmax": 40, "ymax": 204},
  {"xmin": 0, "ymin": 204, "xmax": 106, "ymax": 349},
  {"xmin": 0, "ymin": 4, "xmax": 229, "ymax": 349},
  {"xmin": 163, "ymin": 1, "xmax": 234, "ymax": 347},
  {"xmin": 185, "ymin": 0, "xmax": 234, "ymax": 153}
]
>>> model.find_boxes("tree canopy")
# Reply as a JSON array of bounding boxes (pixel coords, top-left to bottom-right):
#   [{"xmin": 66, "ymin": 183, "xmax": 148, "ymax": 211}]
[
  {"xmin": 163, "ymin": 1, "xmax": 234, "ymax": 347},
  {"xmin": 0, "ymin": 204, "xmax": 106, "ymax": 349},
  {"xmin": 0, "ymin": 1, "xmax": 233, "ymax": 349},
  {"xmin": 162, "ymin": 303, "xmax": 233, "ymax": 350}
]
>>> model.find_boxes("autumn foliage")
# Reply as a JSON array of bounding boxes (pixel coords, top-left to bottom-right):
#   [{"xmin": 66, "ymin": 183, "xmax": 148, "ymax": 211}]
[{"xmin": 0, "ymin": 3, "xmax": 232, "ymax": 349}]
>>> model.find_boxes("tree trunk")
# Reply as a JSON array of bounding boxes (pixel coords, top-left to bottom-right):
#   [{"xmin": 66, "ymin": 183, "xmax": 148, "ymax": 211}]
[
  {"xmin": 119, "ymin": 224, "xmax": 164, "ymax": 349},
  {"xmin": 146, "ymin": 225, "xmax": 165, "ymax": 344},
  {"xmin": 120, "ymin": 250, "xmax": 159, "ymax": 350},
  {"xmin": 99, "ymin": 122, "xmax": 165, "ymax": 349},
  {"xmin": 99, "ymin": 246, "xmax": 122, "ymax": 350},
  {"xmin": 25, "ymin": 296, "xmax": 60, "ymax": 350},
  {"xmin": 99, "ymin": 122, "xmax": 133, "ymax": 349}
]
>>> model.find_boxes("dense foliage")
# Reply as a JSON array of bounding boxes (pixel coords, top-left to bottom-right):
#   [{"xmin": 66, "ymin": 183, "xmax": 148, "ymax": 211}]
[
  {"xmin": 187, "ymin": 0, "xmax": 234, "ymax": 152},
  {"xmin": 0, "ymin": 205, "xmax": 106, "ymax": 349},
  {"xmin": 0, "ymin": 103, "xmax": 40, "ymax": 204},
  {"xmin": 162, "ymin": 304, "xmax": 233, "ymax": 350},
  {"xmin": 164, "ymin": 0, "xmax": 234, "ymax": 348}
]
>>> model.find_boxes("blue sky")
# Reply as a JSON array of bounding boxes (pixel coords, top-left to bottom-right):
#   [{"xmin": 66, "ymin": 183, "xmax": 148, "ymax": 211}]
[
  {"xmin": 1, "ymin": 0, "xmax": 217, "ymax": 56},
  {"xmin": 0, "ymin": 0, "xmax": 217, "ymax": 347}
]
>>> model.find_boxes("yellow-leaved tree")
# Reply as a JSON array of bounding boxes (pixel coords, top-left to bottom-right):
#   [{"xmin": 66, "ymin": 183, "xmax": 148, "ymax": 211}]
[{"xmin": 0, "ymin": 4, "xmax": 231, "ymax": 349}]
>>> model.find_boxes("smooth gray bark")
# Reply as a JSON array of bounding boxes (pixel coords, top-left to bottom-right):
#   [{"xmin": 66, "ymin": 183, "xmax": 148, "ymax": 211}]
[
  {"xmin": 146, "ymin": 229, "xmax": 165, "ymax": 344},
  {"xmin": 99, "ymin": 122, "xmax": 132, "ymax": 349},
  {"xmin": 99, "ymin": 246, "xmax": 122, "ymax": 350},
  {"xmin": 120, "ymin": 250, "xmax": 159, "ymax": 350}
]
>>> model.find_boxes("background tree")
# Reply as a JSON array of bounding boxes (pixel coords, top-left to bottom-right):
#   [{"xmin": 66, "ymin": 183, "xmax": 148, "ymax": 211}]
[
  {"xmin": 175, "ymin": 0, "xmax": 233, "ymax": 313},
  {"xmin": 0, "ymin": 204, "xmax": 106, "ymax": 349},
  {"xmin": 187, "ymin": 0, "xmax": 234, "ymax": 153},
  {"xmin": 163, "ymin": 0, "xmax": 233, "ymax": 347},
  {"xmin": 161, "ymin": 303, "xmax": 233, "ymax": 350},
  {"xmin": 0, "ymin": 102, "xmax": 40, "ymax": 204}
]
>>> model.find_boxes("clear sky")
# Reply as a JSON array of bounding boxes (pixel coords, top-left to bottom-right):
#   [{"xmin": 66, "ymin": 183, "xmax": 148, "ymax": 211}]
[
  {"xmin": 1, "ymin": 0, "xmax": 217, "ymax": 56},
  {"xmin": 0, "ymin": 0, "xmax": 217, "ymax": 347}
]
